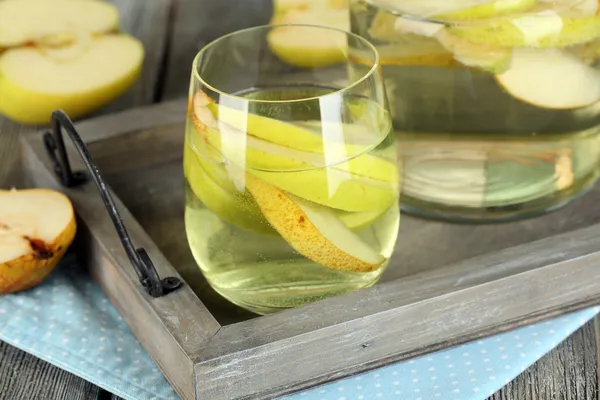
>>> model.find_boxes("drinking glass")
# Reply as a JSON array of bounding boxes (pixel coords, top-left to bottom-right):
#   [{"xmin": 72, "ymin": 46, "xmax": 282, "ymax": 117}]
[
  {"xmin": 183, "ymin": 25, "xmax": 400, "ymax": 314},
  {"xmin": 350, "ymin": 0, "xmax": 600, "ymax": 222}
]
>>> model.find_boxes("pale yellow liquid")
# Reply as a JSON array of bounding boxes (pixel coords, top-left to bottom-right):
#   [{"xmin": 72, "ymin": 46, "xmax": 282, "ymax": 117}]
[
  {"xmin": 351, "ymin": 0, "xmax": 600, "ymax": 221},
  {"xmin": 184, "ymin": 87, "xmax": 400, "ymax": 314}
]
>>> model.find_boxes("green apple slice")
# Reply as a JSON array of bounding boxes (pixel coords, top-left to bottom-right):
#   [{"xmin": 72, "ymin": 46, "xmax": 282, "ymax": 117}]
[
  {"xmin": 0, "ymin": 0, "xmax": 119, "ymax": 47},
  {"xmin": 566, "ymin": 37, "xmax": 600, "ymax": 64},
  {"xmin": 191, "ymin": 91, "xmax": 399, "ymax": 212},
  {"xmin": 244, "ymin": 173, "xmax": 386, "ymax": 273},
  {"xmin": 184, "ymin": 142, "xmax": 277, "ymax": 235},
  {"xmin": 373, "ymin": 0, "xmax": 519, "ymax": 18},
  {"xmin": 389, "ymin": 17, "xmax": 512, "ymax": 73},
  {"xmin": 495, "ymin": 47, "xmax": 600, "ymax": 109},
  {"xmin": 337, "ymin": 208, "xmax": 392, "ymax": 230},
  {"xmin": 435, "ymin": 28, "xmax": 512, "ymax": 73},
  {"xmin": 538, "ymin": 0, "xmax": 598, "ymax": 17},
  {"xmin": 450, "ymin": 10, "xmax": 600, "ymax": 48},
  {"xmin": 435, "ymin": 0, "xmax": 537, "ymax": 20}
]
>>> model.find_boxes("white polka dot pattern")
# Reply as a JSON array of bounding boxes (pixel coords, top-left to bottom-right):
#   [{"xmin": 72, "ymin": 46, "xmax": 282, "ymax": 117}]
[
  {"xmin": 284, "ymin": 306, "xmax": 600, "ymax": 400},
  {"xmin": 0, "ymin": 256, "xmax": 597, "ymax": 400}
]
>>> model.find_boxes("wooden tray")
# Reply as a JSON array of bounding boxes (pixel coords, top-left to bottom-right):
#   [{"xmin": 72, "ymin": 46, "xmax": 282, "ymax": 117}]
[{"xmin": 19, "ymin": 99, "xmax": 600, "ymax": 400}]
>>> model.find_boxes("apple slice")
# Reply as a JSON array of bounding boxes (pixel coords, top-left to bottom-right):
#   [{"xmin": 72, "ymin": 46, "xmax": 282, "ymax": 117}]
[
  {"xmin": 0, "ymin": 189, "xmax": 76, "ymax": 294},
  {"xmin": 267, "ymin": 9, "xmax": 349, "ymax": 68},
  {"xmin": 495, "ymin": 47, "xmax": 600, "ymax": 109},
  {"xmin": 449, "ymin": 10, "xmax": 600, "ymax": 48},
  {"xmin": 0, "ymin": 0, "xmax": 119, "ymax": 47},
  {"xmin": 373, "ymin": 0, "xmax": 523, "ymax": 18},
  {"xmin": 435, "ymin": 28, "xmax": 512, "ymax": 73},
  {"xmin": 244, "ymin": 174, "xmax": 386, "ymax": 273},
  {"xmin": 191, "ymin": 91, "xmax": 399, "ymax": 212},
  {"xmin": 0, "ymin": 34, "xmax": 144, "ymax": 124},
  {"xmin": 538, "ymin": 0, "xmax": 599, "ymax": 17},
  {"xmin": 435, "ymin": 0, "xmax": 537, "ymax": 20},
  {"xmin": 184, "ymin": 139, "xmax": 277, "ymax": 235},
  {"xmin": 388, "ymin": 16, "xmax": 512, "ymax": 73}
]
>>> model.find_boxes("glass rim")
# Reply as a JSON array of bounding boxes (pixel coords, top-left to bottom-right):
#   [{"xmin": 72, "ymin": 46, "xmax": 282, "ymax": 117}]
[{"xmin": 191, "ymin": 23, "xmax": 381, "ymax": 104}]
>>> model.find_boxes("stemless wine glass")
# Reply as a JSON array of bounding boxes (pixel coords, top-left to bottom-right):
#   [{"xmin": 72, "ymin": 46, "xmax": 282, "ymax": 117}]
[{"xmin": 182, "ymin": 24, "xmax": 400, "ymax": 314}]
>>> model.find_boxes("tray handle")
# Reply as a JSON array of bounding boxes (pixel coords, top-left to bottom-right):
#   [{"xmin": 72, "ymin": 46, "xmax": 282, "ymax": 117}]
[{"xmin": 43, "ymin": 110, "xmax": 183, "ymax": 298}]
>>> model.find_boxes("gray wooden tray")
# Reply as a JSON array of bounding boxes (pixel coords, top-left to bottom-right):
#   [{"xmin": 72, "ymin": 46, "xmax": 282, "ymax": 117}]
[{"xmin": 19, "ymin": 99, "xmax": 600, "ymax": 400}]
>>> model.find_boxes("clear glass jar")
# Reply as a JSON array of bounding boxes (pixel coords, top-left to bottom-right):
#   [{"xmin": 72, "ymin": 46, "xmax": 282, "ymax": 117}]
[{"xmin": 350, "ymin": 0, "xmax": 600, "ymax": 222}]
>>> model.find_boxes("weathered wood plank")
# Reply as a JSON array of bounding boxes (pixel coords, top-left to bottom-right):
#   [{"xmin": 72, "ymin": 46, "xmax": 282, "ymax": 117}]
[
  {"xmin": 489, "ymin": 321, "xmax": 598, "ymax": 400},
  {"xmin": 162, "ymin": 0, "xmax": 273, "ymax": 99},
  {"xmin": 0, "ymin": 341, "xmax": 103, "ymax": 400}
]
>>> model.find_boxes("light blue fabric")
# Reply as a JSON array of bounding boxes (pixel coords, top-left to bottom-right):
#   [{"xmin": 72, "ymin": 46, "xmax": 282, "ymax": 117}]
[{"xmin": 0, "ymin": 255, "xmax": 597, "ymax": 400}]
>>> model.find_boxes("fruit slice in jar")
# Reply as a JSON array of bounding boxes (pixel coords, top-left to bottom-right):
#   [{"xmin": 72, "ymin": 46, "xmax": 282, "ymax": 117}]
[
  {"xmin": 244, "ymin": 174, "xmax": 386, "ymax": 273},
  {"xmin": 0, "ymin": 0, "xmax": 119, "ymax": 47},
  {"xmin": 449, "ymin": 10, "xmax": 600, "ymax": 48},
  {"xmin": 191, "ymin": 91, "xmax": 399, "ymax": 212},
  {"xmin": 435, "ymin": 28, "xmax": 512, "ymax": 73},
  {"xmin": 495, "ymin": 47, "xmax": 600, "ymax": 109},
  {"xmin": 389, "ymin": 17, "xmax": 513, "ymax": 73},
  {"xmin": 435, "ymin": 0, "xmax": 537, "ymax": 20},
  {"xmin": 538, "ymin": 0, "xmax": 599, "ymax": 17},
  {"xmin": 373, "ymin": 0, "xmax": 534, "ymax": 19},
  {"xmin": 184, "ymin": 141, "xmax": 277, "ymax": 235},
  {"xmin": 267, "ymin": 10, "xmax": 349, "ymax": 68}
]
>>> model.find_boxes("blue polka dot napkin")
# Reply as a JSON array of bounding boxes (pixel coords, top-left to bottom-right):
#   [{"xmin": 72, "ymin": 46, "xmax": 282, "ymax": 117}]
[{"xmin": 0, "ymin": 254, "xmax": 598, "ymax": 400}]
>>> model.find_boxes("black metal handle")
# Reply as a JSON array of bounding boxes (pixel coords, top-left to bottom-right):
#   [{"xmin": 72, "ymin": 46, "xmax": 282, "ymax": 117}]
[{"xmin": 43, "ymin": 110, "xmax": 182, "ymax": 298}]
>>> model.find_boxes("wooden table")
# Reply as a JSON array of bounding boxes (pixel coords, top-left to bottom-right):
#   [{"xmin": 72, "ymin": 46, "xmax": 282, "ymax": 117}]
[{"xmin": 1, "ymin": 1, "xmax": 599, "ymax": 399}]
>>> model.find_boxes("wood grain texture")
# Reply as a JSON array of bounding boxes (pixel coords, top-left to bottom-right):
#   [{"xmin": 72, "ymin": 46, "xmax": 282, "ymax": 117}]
[
  {"xmin": 0, "ymin": 341, "xmax": 103, "ymax": 400},
  {"xmin": 162, "ymin": 0, "xmax": 273, "ymax": 99},
  {"xmin": 489, "ymin": 321, "xmax": 598, "ymax": 400}
]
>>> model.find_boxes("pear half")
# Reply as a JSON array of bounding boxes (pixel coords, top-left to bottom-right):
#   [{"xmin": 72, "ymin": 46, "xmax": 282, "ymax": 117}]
[
  {"xmin": 0, "ymin": 0, "xmax": 119, "ymax": 47},
  {"xmin": 0, "ymin": 189, "xmax": 76, "ymax": 294},
  {"xmin": 495, "ymin": 47, "xmax": 600, "ymax": 109},
  {"xmin": 191, "ymin": 91, "xmax": 399, "ymax": 212},
  {"xmin": 0, "ymin": 34, "xmax": 144, "ymax": 124},
  {"xmin": 244, "ymin": 174, "xmax": 385, "ymax": 273}
]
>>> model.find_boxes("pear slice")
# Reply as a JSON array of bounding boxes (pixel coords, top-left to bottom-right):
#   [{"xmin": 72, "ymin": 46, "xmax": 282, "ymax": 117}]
[
  {"xmin": 0, "ymin": 34, "xmax": 144, "ymax": 124},
  {"xmin": 0, "ymin": 189, "xmax": 76, "ymax": 294},
  {"xmin": 244, "ymin": 174, "xmax": 385, "ymax": 273},
  {"xmin": 267, "ymin": 9, "xmax": 349, "ymax": 68},
  {"xmin": 191, "ymin": 91, "xmax": 399, "ymax": 212},
  {"xmin": 0, "ymin": 0, "xmax": 119, "ymax": 47},
  {"xmin": 495, "ymin": 47, "xmax": 600, "ymax": 109},
  {"xmin": 449, "ymin": 10, "xmax": 600, "ymax": 48},
  {"xmin": 184, "ymin": 140, "xmax": 277, "ymax": 235}
]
